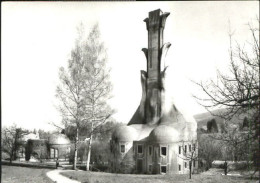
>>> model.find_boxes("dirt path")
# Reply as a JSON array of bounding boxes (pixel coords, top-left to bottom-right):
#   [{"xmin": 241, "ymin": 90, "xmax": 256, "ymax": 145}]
[{"xmin": 46, "ymin": 169, "xmax": 81, "ymax": 183}]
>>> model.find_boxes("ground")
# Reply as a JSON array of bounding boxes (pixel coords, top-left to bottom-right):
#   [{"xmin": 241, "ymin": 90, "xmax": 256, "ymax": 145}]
[
  {"xmin": 1, "ymin": 165, "xmax": 258, "ymax": 183},
  {"xmin": 61, "ymin": 168, "xmax": 258, "ymax": 183},
  {"xmin": 1, "ymin": 165, "xmax": 53, "ymax": 183}
]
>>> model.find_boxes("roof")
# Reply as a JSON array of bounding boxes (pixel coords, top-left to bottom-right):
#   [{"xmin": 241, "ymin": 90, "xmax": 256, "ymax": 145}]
[
  {"xmin": 148, "ymin": 125, "xmax": 180, "ymax": 143},
  {"xmin": 112, "ymin": 125, "xmax": 138, "ymax": 142},
  {"xmin": 48, "ymin": 134, "xmax": 70, "ymax": 145}
]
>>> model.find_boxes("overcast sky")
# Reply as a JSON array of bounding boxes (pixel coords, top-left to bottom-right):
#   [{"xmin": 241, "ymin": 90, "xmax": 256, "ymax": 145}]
[{"xmin": 2, "ymin": 1, "xmax": 259, "ymax": 131}]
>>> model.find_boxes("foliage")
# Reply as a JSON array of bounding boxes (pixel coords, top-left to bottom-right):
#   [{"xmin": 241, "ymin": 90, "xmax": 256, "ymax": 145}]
[
  {"xmin": 210, "ymin": 121, "xmax": 250, "ymax": 162},
  {"xmin": 198, "ymin": 134, "xmax": 223, "ymax": 170},
  {"xmin": 206, "ymin": 118, "xmax": 218, "ymax": 133},
  {"xmin": 38, "ymin": 129, "xmax": 51, "ymax": 140},
  {"xmin": 1, "ymin": 124, "xmax": 29, "ymax": 162},
  {"xmin": 25, "ymin": 139, "xmax": 49, "ymax": 161}
]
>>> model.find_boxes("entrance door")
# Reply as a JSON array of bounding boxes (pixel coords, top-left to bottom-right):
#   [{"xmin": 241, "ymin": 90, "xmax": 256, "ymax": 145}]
[
  {"xmin": 55, "ymin": 149, "xmax": 59, "ymax": 158},
  {"xmin": 50, "ymin": 148, "xmax": 55, "ymax": 158},
  {"xmin": 137, "ymin": 159, "xmax": 143, "ymax": 173}
]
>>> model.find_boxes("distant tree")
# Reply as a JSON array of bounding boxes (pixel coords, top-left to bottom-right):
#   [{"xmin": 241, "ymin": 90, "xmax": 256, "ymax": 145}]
[
  {"xmin": 198, "ymin": 134, "xmax": 223, "ymax": 170},
  {"xmin": 1, "ymin": 124, "xmax": 29, "ymax": 163},
  {"xmin": 193, "ymin": 18, "xmax": 259, "ymax": 172},
  {"xmin": 38, "ymin": 129, "xmax": 51, "ymax": 140},
  {"xmin": 56, "ymin": 23, "xmax": 113, "ymax": 170},
  {"xmin": 93, "ymin": 121, "xmax": 123, "ymax": 141},
  {"xmin": 210, "ymin": 122, "xmax": 248, "ymax": 162},
  {"xmin": 207, "ymin": 119, "xmax": 218, "ymax": 133}
]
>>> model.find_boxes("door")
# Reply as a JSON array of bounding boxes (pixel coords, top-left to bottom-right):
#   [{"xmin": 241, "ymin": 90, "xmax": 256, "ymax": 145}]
[
  {"xmin": 137, "ymin": 159, "xmax": 143, "ymax": 173},
  {"xmin": 55, "ymin": 149, "xmax": 59, "ymax": 158}
]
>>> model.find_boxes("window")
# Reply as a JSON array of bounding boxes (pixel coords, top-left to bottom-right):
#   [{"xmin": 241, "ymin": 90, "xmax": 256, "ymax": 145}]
[
  {"xmin": 149, "ymin": 165, "xmax": 152, "ymax": 172},
  {"xmin": 185, "ymin": 162, "xmax": 187, "ymax": 168},
  {"xmin": 161, "ymin": 165, "xmax": 166, "ymax": 173},
  {"xmin": 179, "ymin": 146, "xmax": 181, "ymax": 154},
  {"xmin": 178, "ymin": 164, "xmax": 181, "ymax": 171},
  {"xmin": 149, "ymin": 146, "xmax": 152, "ymax": 156},
  {"xmin": 161, "ymin": 147, "xmax": 167, "ymax": 156},
  {"xmin": 55, "ymin": 149, "xmax": 58, "ymax": 158},
  {"xmin": 50, "ymin": 148, "xmax": 55, "ymax": 158},
  {"xmin": 66, "ymin": 147, "xmax": 71, "ymax": 154},
  {"xmin": 193, "ymin": 144, "xmax": 196, "ymax": 151},
  {"xmin": 189, "ymin": 145, "xmax": 191, "ymax": 152},
  {"xmin": 120, "ymin": 145, "xmax": 125, "ymax": 153},
  {"xmin": 184, "ymin": 145, "xmax": 187, "ymax": 153},
  {"xmin": 138, "ymin": 145, "xmax": 143, "ymax": 154}
]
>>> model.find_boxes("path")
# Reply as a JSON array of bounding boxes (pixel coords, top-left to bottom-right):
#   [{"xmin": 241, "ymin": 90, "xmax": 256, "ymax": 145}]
[{"xmin": 46, "ymin": 169, "xmax": 81, "ymax": 183}]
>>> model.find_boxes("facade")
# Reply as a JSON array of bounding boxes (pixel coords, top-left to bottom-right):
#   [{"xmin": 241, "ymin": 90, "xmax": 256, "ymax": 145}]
[
  {"xmin": 110, "ymin": 9, "xmax": 198, "ymax": 174},
  {"xmin": 48, "ymin": 133, "xmax": 71, "ymax": 160}
]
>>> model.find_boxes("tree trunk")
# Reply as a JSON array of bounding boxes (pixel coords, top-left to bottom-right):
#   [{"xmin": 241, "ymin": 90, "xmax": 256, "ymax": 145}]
[
  {"xmin": 189, "ymin": 161, "xmax": 192, "ymax": 179},
  {"xmin": 10, "ymin": 148, "xmax": 13, "ymax": 164},
  {"xmin": 86, "ymin": 134, "xmax": 92, "ymax": 171},
  {"xmin": 73, "ymin": 127, "xmax": 79, "ymax": 170}
]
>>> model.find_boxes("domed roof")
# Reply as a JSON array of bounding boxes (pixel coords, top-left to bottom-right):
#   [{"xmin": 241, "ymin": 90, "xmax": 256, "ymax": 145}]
[
  {"xmin": 149, "ymin": 125, "xmax": 180, "ymax": 143},
  {"xmin": 112, "ymin": 125, "xmax": 138, "ymax": 142},
  {"xmin": 49, "ymin": 134, "xmax": 70, "ymax": 145}
]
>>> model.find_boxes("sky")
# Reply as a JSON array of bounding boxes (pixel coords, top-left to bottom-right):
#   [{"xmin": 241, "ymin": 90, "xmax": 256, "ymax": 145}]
[{"xmin": 2, "ymin": 1, "xmax": 259, "ymax": 131}]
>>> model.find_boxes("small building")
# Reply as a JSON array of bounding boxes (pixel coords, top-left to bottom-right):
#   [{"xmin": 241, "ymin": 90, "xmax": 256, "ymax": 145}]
[
  {"xmin": 48, "ymin": 133, "xmax": 71, "ymax": 160},
  {"xmin": 25, "ymin": 133, "xmax": 71, "ymax": 161}
]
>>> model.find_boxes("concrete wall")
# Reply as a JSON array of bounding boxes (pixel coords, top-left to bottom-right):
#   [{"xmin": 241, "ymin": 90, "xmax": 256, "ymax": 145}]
[
  {"xmin": 110, "ymin": 140, "xmax": 136, "ymax": 173},
  {"xmin": 131, "ymin": 141, "xmax": 198, "ymax": 174},
  {"xmin": 49, "ymin": 144, "xmax": 71, "ymax": 160}
]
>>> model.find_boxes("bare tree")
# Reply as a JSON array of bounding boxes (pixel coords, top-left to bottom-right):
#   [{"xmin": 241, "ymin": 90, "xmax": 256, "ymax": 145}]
[
  {"xmin": 1, "ymin": 124, "xmax": 28, "ymax": 163},
  {"xmin": 178, "ymin": 140, "xmax": 198, "ymax": 179},
  {"xmin": 56, "ymin": 23, "xmax": 113, "ymax": 170},
  {"xmin": 209, "ymin": 121, "xmax": 248, "ymax": 162},
  {"xmin": 193, "ymin": 18, "xmax": 259, "ymax": 172}
]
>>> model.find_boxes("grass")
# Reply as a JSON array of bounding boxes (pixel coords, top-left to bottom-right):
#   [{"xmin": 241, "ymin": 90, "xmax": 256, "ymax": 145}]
[
  {"xmin": 2, "ymin": 165, "xmax": 53, "ymax": 183},
  {"xmin": 61, "ymin": 169, "xmax": 258, "ymax": 183}
]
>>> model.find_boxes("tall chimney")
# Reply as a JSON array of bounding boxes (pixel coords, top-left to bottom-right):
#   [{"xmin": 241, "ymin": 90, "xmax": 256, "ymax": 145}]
[{"xmin": 144, "ymin": 9, "xmax": 170, "ymax": 125}]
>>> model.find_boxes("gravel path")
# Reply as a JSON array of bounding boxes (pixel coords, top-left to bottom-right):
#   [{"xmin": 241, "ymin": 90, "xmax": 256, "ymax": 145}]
[{"xmin": 46, "ymin": 169, "xmax": 81, "ymax": 183}]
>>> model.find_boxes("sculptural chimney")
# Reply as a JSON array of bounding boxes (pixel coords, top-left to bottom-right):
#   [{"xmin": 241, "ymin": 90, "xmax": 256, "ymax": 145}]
[
  {"xmin": 128, "ymin": 9, "xmax": 170, "ymax": 126},
  {"xmin": 144, "ymin": 9, "xmax": 170, "ymax": 125}
]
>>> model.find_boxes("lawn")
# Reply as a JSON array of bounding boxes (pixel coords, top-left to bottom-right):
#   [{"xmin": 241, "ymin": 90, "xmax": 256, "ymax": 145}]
[
  {"xmin": 61, "ymin": 169, "xmax": 258, "ymax": 183},
  {"xmin": 2, "ymin": 165, "xmax": 53, "ymax": 183}
]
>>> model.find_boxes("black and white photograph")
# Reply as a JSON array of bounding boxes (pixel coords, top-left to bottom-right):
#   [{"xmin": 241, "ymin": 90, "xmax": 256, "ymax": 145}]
[{"xmin": 1, "ymin": 1, "xmax": 259, "ymax": 183}]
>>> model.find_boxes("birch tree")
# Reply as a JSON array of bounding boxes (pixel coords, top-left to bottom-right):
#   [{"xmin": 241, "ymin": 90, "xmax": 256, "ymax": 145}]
[
  {"xmin": 56, "ymin": 23, "xmax": 112, "ymax": 170},
  {"xmin": 83, "ymin": 23, "xmax": 113, "ymax": 171}
]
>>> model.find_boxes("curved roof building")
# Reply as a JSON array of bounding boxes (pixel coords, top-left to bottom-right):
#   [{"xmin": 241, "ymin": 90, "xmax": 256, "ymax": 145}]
[
  {"xmin": 49, "ymin": 134, "xmax": 71, "ymax": 145},
  {"xmin": 110, "ymin": 9, "xmax": 198, "ymax": 174}
]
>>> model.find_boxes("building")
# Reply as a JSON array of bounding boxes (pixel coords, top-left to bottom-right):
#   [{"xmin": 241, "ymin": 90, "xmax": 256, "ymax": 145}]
[
  {"xmin": 25, "ymin": 133, "xmax": 71, "ymax": 161},
  {"xmin": 110, "ymin": 9, "xmax": 198, "ymax": 174},
  {"xmin": 48, "ymin": 133, "xmax": 71, "ymax": 160}
]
